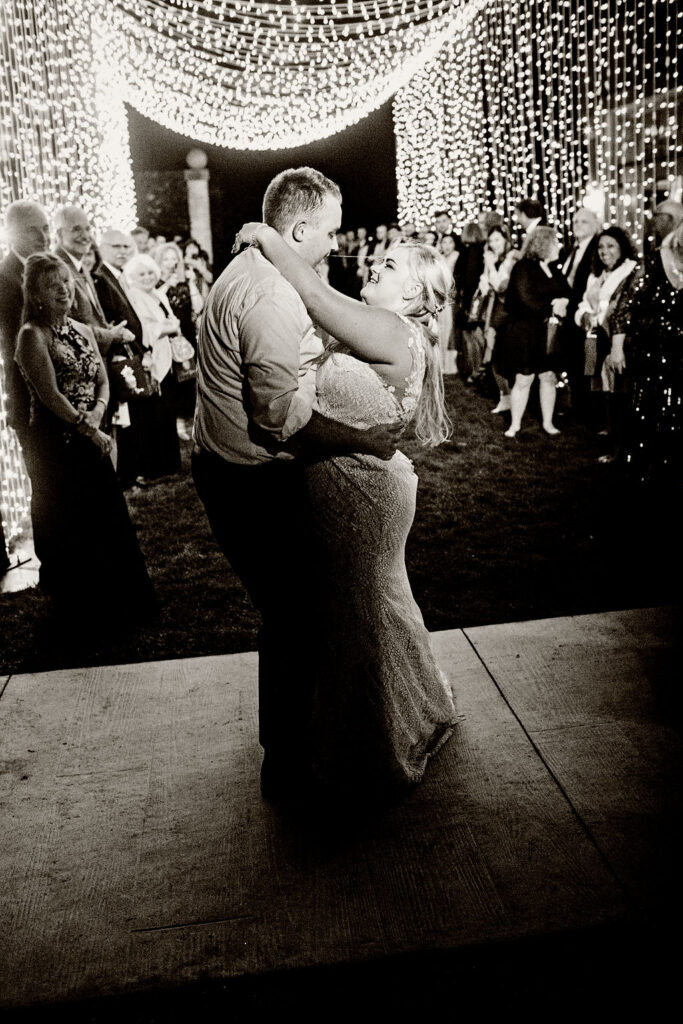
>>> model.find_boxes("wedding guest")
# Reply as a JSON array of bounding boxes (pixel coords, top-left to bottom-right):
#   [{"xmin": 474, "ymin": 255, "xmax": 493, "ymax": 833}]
[
  {"xmin": 514, "ymin": 198, "xmax": 546, "ymax": 254},
  {"xmin": 648, "ymin": 199, "xmax": 683, "ymax": 252},
  {"xmin": 479, "ymin": 225, "xmax": 516, "ymax": 413},
  {"xmin": 387, "ymin": 223, "xmax": 401, "ymax": 244},
  {"xmin": 93, "ymin": 229, "xmax": 147, "ymax": 487},
  {"xmin": 183, "ymin": 238, "xmax": 213, "ymax": 315},
  {"xmin": 621, "ymin": 221, "xmax": 683, "ymax": 488},
  {"xmin": 422, "ymin": 230, "xmax": 438, "ymax": 248},
  {"xmin": 0, "ymin": 201, "xmax": 50, "ymax": 470},
  {"xmin": 82, "ymin": 242, "xmax": 100, "ymax": 276},
  {"xmin": 574, "ymin": 226, "xmax": 640, "ymax": 461},
  {"xmin": 559, "ymin": 206, "xmax": 601, "ymax": 420},
  {"xmin": 498, "ymin": 226, "xmax": 570, "ymax": 438},
  {"xmin": 354, "ymin": 226, "xmax": 370, "ymax": 294},
  {"xmin": 365, "ymin": 223, "xmax": 389, "ymax": 273},
  {"xmin": 437, "ymin": 233, "xmax": 459, "ymax": 373},
  {"xmin": 153, "ymin": 241, "xmax": 198, "ymax": 435},
  {"xmin": 152, "ymin": 242, "xmax": 196, "ymax": 344},
  {"xmin": 434, "ymin": 210, "xmax": 457, "ymax": 247},
  {"xmin": 123, "ymin": 253, "xmax": 182, "ymax": 476},
  {"xmin": 454, "ymin": 221, "xmax": 486, "ymax": 381},
  {"xmin": 53, "ymin": 205, "xmax": 134, "ymax": 360},
  {"xmin": 131, "ymin": 226, "xmax": 151, "ymax": 253},
  {"xmin": 14, "ymin": 253, "xmax": 156, "ymax": 626}
]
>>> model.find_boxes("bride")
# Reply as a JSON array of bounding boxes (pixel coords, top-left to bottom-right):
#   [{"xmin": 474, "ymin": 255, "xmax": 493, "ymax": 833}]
[{"xmin": 235, "ymin": 223, "xmax": 461, "ymax": 802}]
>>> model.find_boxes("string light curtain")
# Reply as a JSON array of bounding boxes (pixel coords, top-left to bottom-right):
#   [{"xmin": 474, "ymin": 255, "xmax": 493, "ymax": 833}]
[
  {"xmin": 394, "ymin": 0, "xmax": 682, "ymax": 246},
  {"xmin": 96, "ymin": 0, "xmax": 483, "ymax": 149},
  {"xmin": 0, "ymin": 0, "xmax": 136, "ymax": 232}
]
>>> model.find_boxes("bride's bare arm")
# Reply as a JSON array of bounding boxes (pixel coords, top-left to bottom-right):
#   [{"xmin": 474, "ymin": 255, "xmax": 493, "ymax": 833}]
[{"xmin": 244, "ymin": 224, "xmax": 411, "ymax": 367}]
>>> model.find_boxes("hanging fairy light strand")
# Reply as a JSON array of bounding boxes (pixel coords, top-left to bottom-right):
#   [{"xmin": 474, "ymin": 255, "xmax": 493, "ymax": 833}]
[
  {"xmin": 394, "ymin": 0, "xmax": 681, "ymax": 244},
  {"xmin": 95, "ymin": 0, "xmax": 483, "ymax": 149}
]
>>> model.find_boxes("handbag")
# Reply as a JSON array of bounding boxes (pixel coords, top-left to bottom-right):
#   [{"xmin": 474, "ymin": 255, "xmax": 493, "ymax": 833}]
[
  {"xmin": 109, "ymin": 343, "xmax": 154, "ymax": 400},
  {"xmin": 170, "ymin": 335, "xmax": 197, "ymax": 382}
]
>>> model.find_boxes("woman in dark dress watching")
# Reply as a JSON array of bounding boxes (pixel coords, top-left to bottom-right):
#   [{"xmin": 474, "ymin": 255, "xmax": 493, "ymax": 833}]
[
  {"xmin": 15, "ymin": 253, "xmax": 157, "ymax": 627},
  {"xmin": 498, "ymin": 226, "xmax": 571, "ymax": 437}
]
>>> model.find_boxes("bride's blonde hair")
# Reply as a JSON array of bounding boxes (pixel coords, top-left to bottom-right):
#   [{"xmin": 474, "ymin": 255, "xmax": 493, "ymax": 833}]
[{"xmin": 398, "ymin": 240, "xmax": 453, "ymax": 447}]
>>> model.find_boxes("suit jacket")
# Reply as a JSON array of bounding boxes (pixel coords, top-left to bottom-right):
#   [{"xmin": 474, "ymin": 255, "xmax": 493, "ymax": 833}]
[
  {"xmin": 0, "ymin": 249, "xmax": 30, "ymax": 433},
  {"xmin": 93, "ymin": 263, "xmax": 144, "ymax": 357},
  {"xmin": 54, "ymin": 246, "xmax": 115, "ymax": 357},
  {"xmin": 561, "ymin": 235, "xmax": 600, "ymax": 322}
]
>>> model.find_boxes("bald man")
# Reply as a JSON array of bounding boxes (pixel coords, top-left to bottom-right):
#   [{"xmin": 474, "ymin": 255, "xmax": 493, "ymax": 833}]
[
  {"xmin": 54, "ymin": 206, "xmax": 134, "ymax": 357},
  {"xmin": 0, "ymin": 200, "xmax": 50, "ymax": 448}
]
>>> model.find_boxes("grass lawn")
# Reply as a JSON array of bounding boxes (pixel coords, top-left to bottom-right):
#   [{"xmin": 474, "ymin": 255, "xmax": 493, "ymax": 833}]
[{"xmin": 1, "ymin": 377, "xmax": 678, "ymax": 675}]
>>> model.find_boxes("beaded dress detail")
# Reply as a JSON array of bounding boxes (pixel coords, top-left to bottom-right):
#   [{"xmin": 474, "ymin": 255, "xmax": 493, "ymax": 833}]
[
  {"xmin": 28, "ymin": 321, "xmax": 98, "ymax": 431},
  {"xmin": 621, "ymin": 252, "xmax": 683, "ymax": 485},
  {"xmin": 306, "ymin": 317, "xmax": 459, "ymax": 797}
]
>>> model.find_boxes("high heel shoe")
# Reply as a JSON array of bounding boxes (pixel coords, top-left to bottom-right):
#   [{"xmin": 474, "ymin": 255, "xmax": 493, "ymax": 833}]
[
  {"xmin": 543, "ymin": 425, "xmax": 561, "ymax": 436},
  {"xmin": 503, "ymin": 426, "xmax": 519, "ymax": 438}
]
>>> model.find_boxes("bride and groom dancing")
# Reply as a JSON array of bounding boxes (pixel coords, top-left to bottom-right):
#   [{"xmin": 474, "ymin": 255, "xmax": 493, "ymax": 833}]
[{"xmin": 192, "ymin": 167, "xmax": 459, "ymax": 808}]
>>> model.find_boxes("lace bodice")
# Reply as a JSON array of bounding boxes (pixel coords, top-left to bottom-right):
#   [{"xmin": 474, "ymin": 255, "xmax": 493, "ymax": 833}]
[{"xmin": 313, "ymin": 316, "xmax": 427, "ymax": 429}]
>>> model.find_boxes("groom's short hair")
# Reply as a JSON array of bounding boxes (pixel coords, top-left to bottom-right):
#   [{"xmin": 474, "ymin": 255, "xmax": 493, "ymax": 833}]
[{"xmin": 263, "ymin": 167, "xmax": 342, "ymax": 235}]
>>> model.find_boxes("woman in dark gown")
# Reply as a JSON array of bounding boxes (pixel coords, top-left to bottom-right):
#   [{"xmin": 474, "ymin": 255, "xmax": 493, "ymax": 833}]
[
  {"xmin": 15, "ymin": 253, "xmax": 157, "ymax": 626},
  {"xmin": 621, "ymin": 224, "xmax": 683, "ymax": 489}
]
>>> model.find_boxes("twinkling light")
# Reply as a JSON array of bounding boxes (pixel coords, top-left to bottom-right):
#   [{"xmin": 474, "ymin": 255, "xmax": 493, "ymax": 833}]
[
  {"xmin": 394, "ymin": 0, "xmax": 682, "ymax": 245},
  {"xmin": 0, "ymin": 0, "xmax": 136, "ymax": 234},
  {"xmin": 0, "ymin": 350, "xmax": 30, "ymax": 547},
  {"xmin": 96, "ymin": 1, "xmax": 482, "ymax": 149}
]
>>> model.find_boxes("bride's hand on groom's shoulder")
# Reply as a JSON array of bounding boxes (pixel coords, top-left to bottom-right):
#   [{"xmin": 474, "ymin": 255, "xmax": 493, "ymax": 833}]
[
  {"xmin": 360, "ymin": 420, "xmax": 405, "ymax": 460},
  {"xmin": 232, "ymin": 222, "xmax": 267, "ymax": 254}
]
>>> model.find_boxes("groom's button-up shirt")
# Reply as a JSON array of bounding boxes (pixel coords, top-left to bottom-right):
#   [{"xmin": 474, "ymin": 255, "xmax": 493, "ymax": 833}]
[{"xmin": 194, "ymin": 246, "xmax": 322, "ymax": 465}]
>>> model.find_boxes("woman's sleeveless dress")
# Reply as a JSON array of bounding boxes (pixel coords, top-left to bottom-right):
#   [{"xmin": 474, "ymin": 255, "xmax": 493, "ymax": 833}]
[
  {"xmin": 26, "ymin": 320, "xmax": 157, "ymax": 623},
  {"xmin": 306, "ymin": 318, "xmax": 459, "ymax": 798}
]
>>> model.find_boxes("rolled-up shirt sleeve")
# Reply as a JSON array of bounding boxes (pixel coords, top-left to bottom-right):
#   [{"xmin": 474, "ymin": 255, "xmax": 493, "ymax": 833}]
[{"xmin": 239, "ymin": 284, "xmax": 316, "ymax": 442}]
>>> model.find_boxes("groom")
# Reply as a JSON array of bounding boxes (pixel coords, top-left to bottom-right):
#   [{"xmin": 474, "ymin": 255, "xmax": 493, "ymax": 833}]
[{"xmin": 192, "ymin": 166, "xmax": 400, "ymax": 801}]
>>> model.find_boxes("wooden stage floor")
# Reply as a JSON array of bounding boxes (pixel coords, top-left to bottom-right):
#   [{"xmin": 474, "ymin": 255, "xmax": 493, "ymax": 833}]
[{"xmin": 1, "ymin": 607, "xmax": 680, "ymax": 1019}]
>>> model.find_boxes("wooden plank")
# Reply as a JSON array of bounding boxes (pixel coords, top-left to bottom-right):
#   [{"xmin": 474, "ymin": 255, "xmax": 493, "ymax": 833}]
[
  {"xmin": 359, "ymin": 629, "xmax": 626, "ymax": 956},
  {"xmin": 0, "ymin": 767, "xmax": 150, "ymax": 1007},
  {"xmin": 465, "ymin": 608, "xmax": 682, "ymax": 912},
  {"xmin": 129, "ymin": 652, "xmax": 388, "ymax": 982}
]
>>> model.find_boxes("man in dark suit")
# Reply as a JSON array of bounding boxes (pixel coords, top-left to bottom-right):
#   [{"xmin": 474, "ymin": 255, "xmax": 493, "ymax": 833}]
[
  {"xmin": 559, "ymin": 207, "xmax": 600, "ymax": 420},
  {"xmin": 93, "ymin": 229, "xmax": 147, "ymax": 486},
  {"xmin": 53, "ymin": 206, "xmax": 135, "ymax": 359},
  {"xmin": 0, "ymin": 200, "xmax": 50, "ymax": 473}
]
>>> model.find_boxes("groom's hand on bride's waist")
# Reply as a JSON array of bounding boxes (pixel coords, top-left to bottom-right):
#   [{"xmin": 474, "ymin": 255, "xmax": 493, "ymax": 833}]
[
  {"xmin": 357, "ymin": 421, "xmax": 405, "ymax": 460},
  {"xmin": 292, "ymin": 411, "xmax": 404, "ymax": 459}
]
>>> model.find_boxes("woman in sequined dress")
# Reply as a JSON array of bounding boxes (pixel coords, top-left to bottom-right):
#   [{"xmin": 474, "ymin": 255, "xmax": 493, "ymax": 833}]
[
  {"xmin": 234, "ymin": 224, "xmax": 460, "ymax": 801},
  {"xmin": 621, "ymin": 222, "xmax": 683, "ymax": 488},
  {"xmin": 15, "ymin": 253, "xmax": 157, "ymax": 625}
]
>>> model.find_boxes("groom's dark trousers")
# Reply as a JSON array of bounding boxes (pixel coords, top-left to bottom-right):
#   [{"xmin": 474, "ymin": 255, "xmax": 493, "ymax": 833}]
[{"xmin": 192, "ymin": 447, "xmax": 315, "ymax": 774}]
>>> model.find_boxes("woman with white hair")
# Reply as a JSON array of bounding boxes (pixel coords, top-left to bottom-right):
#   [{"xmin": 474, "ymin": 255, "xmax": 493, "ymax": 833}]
[{"xmin": 122, "ymin": 253, "xmax": 181, "ymax": 481}]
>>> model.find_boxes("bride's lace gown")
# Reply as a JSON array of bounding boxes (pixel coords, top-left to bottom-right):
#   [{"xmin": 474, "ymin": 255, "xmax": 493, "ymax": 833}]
[{"xmin": 307, "ymin": 317, "xmax": 459, "ymax": 797}]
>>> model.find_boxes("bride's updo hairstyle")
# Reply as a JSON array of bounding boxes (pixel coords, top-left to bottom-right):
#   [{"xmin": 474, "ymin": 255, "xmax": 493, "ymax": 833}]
[{"xmin": 398, "ymin": 239, "xmax": 453, "ymax": 447}]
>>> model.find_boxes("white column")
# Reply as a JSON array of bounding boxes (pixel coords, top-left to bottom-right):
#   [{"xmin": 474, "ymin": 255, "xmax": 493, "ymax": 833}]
[{"xmin": 184, "ymin": 149, "xmax": 213, "ymax": 262}]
